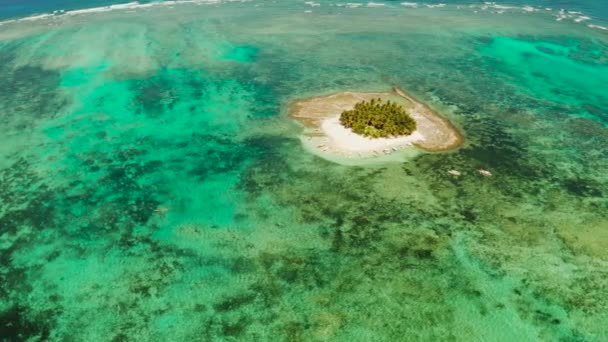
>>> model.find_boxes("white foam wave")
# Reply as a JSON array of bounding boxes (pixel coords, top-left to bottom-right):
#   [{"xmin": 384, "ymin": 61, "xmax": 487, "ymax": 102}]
[
  {"xmin": 478, "ymin": 2, "xmax": 538, "ymax": 13},
  {"xmin": 18, "ymin": 13, "xmax": 56, "ymax": 21},
  {"xmin": 336, "ymin": 3, "xmax": 363, "ymax": 8},
  {"xmin": 0, "ymin": 0, "xmax": 247, "ymax": 26},
  {"xmin": 1, "ymin": 0, "xmax": 605, "ymax": 35},
  {"xmin": 588, "ymin": 24, "xmax": 608, "ymax": 31},
  {"xmin": 474, "ymin": 2, "xmax": 603, "ymax": 29},
  {"xmin": 425, "ymin": 4, "xmax": 446, "ymax": 9},
  {"xmin": 491, "ymin": 5, "xmax": 517, "ymax": 10},
  {"xmin": 304, "ymin": 1, "xmax": 321, "ymax": 7},
  {"xmin": 400, "ymin": 2, "xmax": 418, "ymax": 8},
  {"xmin": 554, "ymin": 8, "xmax": 596, "ymax": 25}
]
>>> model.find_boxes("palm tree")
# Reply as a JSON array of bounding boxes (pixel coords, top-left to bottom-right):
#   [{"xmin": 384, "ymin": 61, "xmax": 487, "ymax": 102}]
[{"xmin": 340, "ymin": 98, "xmax": 416, "ymax": 138}]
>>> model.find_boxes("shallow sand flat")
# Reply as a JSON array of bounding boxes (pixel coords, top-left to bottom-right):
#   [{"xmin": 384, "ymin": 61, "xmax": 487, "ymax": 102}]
[{"xmin": 290, "ymin": 88, "xmax": 463, "ymax": 161}]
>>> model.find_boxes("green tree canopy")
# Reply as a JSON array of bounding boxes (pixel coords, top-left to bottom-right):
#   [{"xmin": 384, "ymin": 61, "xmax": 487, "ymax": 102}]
[{"xmin": 339, "ymin": 98, "xmax": 417, "ymax": 138}]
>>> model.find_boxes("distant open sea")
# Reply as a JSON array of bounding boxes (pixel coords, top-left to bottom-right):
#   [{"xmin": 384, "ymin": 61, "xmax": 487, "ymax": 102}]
[{"xmin": 1, "ymin": 0, "xmax": 607, "ymax": 21}]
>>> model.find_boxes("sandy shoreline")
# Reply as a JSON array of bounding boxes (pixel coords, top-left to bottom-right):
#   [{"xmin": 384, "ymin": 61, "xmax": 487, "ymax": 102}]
[
  {"xmin": 320, "ymin": 117, "xmax": 425, "ymax": 153},
  {"xmin": 290, "ymin": 87, "xmax": 463, "ymax": 161}
]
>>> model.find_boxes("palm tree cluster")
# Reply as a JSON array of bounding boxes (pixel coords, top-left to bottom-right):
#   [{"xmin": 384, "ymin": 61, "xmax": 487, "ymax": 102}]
[{"xmin": 339, "ymin": 98, "xmax": 417, "ymax": 138}]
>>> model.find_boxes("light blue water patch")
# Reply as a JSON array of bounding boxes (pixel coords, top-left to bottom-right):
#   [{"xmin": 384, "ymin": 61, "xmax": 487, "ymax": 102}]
[
  {"xmin": 43, "ymin": 125, "xmax": 65, "ymax": 139},
  {"xmin": 480, "ymin": 36, "xmax": 608, "ymax": 123},
  {"xmin": 60, "ymin": 63, "xmax": 110, "ymax": 88},
  {"xmin": 222, "ymin": 45, "xmax": 259, "ymax": 63}
]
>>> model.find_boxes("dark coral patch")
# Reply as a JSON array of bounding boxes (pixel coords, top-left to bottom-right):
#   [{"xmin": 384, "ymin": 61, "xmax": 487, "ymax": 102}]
[
  {"xmin": 0, "ymin": 306, "xmax": 50, "ymax": 342},
  {"xmin": 563, "ymin": 178, "xmax": 603, "ymax": 197}
]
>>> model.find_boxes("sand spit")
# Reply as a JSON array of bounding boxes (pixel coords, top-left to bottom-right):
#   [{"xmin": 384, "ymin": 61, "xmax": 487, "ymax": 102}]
[{"xmin": 290, "ymin": 87, "xmax": 463, "ymax": 161}]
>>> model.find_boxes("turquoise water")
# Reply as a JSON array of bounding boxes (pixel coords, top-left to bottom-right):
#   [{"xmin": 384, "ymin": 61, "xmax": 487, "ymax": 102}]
[{"xmin": 0, "ymin": 1, "xmax": 607, "ymax": 341}]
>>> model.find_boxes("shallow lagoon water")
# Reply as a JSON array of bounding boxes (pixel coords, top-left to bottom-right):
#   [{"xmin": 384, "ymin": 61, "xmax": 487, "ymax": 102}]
[{"xmin": 0, "ymin": 1, "xmax": 607, "ymax": 341}]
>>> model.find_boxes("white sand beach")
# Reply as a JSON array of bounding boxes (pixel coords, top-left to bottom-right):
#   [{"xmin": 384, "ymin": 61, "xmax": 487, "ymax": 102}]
[{"xmin": 320, "ymin": 116, "xmax": 425, "ymax": 153}]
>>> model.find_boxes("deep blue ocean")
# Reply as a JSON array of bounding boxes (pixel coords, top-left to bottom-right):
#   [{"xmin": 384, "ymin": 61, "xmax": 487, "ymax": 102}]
[{"xmin": 1, "ymin": 0, "xmax": 607, "ymax": 21}]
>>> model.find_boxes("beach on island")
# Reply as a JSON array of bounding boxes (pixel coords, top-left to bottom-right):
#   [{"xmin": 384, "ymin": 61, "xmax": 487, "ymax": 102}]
[{"xmin": 290, "ymin": 87, "xmax": 464, "ymax": 161}]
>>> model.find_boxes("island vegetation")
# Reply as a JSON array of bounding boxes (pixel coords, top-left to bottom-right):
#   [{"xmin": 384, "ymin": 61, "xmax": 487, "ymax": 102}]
[{"xmin": 339, "ymin": 98, "xmax": 417, "ymax": 138}]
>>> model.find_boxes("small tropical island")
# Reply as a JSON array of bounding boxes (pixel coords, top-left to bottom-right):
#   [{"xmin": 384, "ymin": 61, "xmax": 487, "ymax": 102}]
[{"xmin": 290, "ymin": 86, "xmax": 463, "ymax": 163}]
